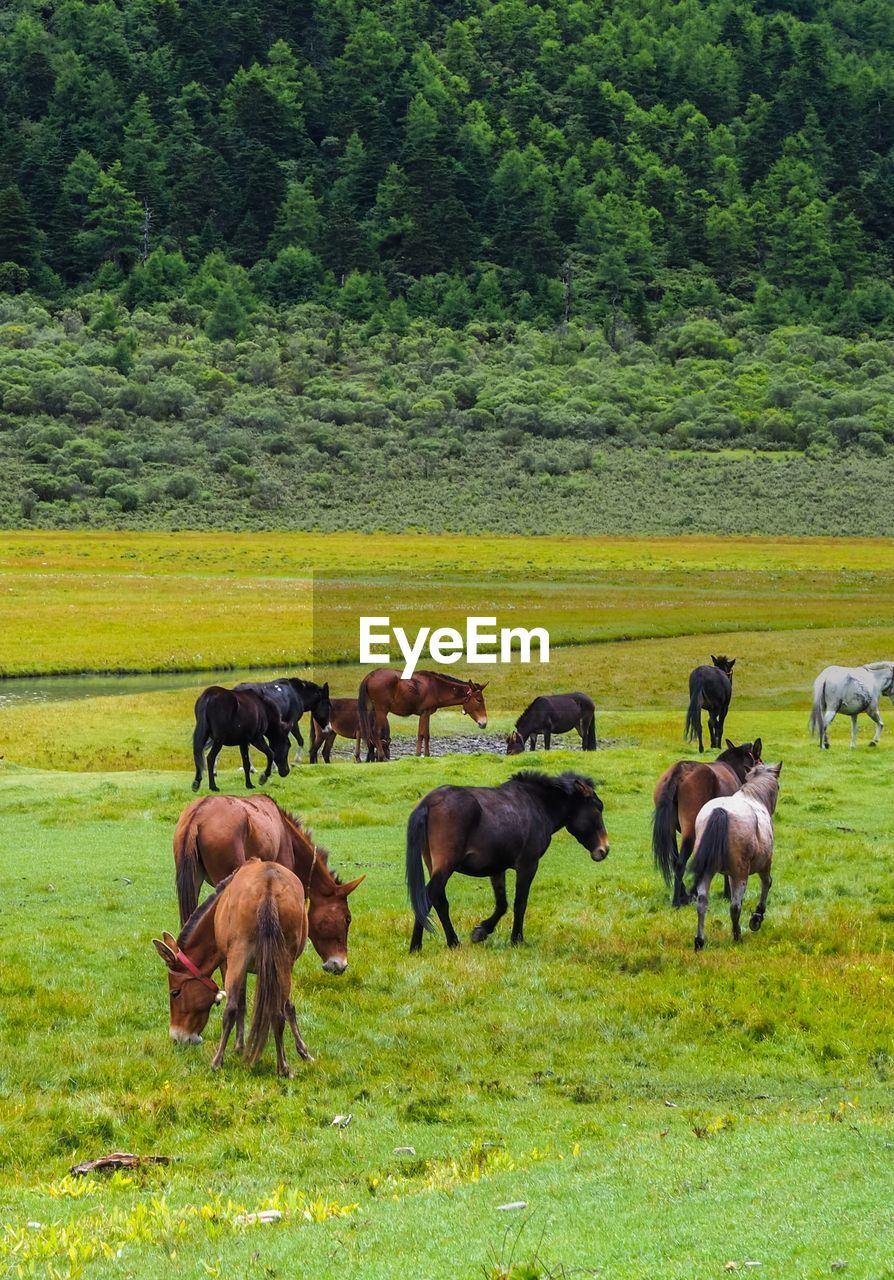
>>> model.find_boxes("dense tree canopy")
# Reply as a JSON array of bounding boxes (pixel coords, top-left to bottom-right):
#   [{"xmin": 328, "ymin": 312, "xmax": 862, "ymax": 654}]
[{"xmin": 0, "ymin": 0, "xmax": 893, "ymax": 331}]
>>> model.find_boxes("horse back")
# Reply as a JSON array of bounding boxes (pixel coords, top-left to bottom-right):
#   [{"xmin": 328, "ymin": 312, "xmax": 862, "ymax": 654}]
[
  {"xmin": 676, "ymin": 761, "xmax": 739, "ymax": 828},
  {"xmin": 217, "ymin": 861, "xmax": 307, "ymax": 958}
]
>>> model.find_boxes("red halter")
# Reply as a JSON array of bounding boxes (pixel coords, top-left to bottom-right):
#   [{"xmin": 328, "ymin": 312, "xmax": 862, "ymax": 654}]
[{"xmin": 175, "ymin": 949, "xmax": 220, "ymax": 994}]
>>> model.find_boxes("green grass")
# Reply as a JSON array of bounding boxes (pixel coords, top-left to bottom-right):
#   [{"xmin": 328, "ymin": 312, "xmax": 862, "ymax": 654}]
[{"xmin": 2, "ymin": 537, "xmax": 894, "ymax": 1277}]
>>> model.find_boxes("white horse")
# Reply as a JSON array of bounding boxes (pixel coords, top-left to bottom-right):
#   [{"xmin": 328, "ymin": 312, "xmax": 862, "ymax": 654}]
[{"xmin": 809, "ymin": 662, "xmax": 894, "ymax": 748}]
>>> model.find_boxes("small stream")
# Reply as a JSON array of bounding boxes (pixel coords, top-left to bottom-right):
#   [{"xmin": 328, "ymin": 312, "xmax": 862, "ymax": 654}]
[{"xmin": 0, "ymin": 667, "xmax": 289, "ymax": 710}]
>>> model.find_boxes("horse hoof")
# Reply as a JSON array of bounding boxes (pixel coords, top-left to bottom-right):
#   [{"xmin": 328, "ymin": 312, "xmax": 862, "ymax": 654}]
[
  {"xmin": 749, "ymin": 913, "xmax": 764, "ymax": 932},
  {"xmin": 694, "ymin": 936, "xmax": 705, "ymax": 952},
  {"xmin": 191, "ymin": 781, "xmax": 200, "ymax": 793},
  {"xmin": 210, "ymin": 784, "xmax": 219, "ymax": 793},
  {"xmin": 869, "ymin": 741, "xmax": 878, "ymax": 748},
  {"xmin": 471, "ymin": 926, "xmax": 488, "ymax": 943}
]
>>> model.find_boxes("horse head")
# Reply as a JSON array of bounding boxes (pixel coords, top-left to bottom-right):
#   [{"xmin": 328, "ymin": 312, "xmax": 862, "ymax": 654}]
[
  {"xmin": 561, "ymin": 774, "xmax": 610, "ymax": 861},
  {"xmin": 307, "ymin": 876, "xmax": 365, "ymax": 974},
  {"xmin": 506, "ymin": 730, "xmax": 525, "ymax": 756},
  {"xmin": 711, "ymin": 655, "xmax": 736, "ymax": 677},
  {"xmin": 152, "ymin": 932, "xmax": 225, "ymax": 1046},
  {"xmin": 462, "ymin": 681, "xmax": 488, "ymax": 729}
]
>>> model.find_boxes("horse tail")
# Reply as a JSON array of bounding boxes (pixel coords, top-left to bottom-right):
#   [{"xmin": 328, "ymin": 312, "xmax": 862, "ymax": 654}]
[
  {"xmin": 808, "ymin": 679, "xmax": 826, "ymax": 743},
  {"xmin": 583, "ymin": 714, "xmax": 597, "ymax": 751},
  {"xmin": 689, "ymin": 808, "xmax": 729, "ymax": 890},
  {"xmin": 684, "ymin": 678, "xmax": 702, "ymax": 743},
  {"xmin": 192, "ymin": 695, "xmax": 209, "ymax": 787},
  {"xmin": 406, "ymin": 801, "xmax": 433, "ymax": 933},
  {"xmin": 246, "ymin": 888, "xmax": 289, "ymax": 1066},
  {"xmin": 358, "ymin": 673, "xmax": 375, "ymax": 750},
  {"xmin": 652, "ymin": 770, "xmax": 679, "ymax": 886},
  {"xmin": 175, "ymin": 812, "xmax": 204, "ymax": 925}
]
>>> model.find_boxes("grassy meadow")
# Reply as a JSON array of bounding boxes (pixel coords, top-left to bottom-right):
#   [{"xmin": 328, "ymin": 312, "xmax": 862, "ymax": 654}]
[{"xmin": 1, "ymin": 534, "xmax": 894, "ymax": 1278}]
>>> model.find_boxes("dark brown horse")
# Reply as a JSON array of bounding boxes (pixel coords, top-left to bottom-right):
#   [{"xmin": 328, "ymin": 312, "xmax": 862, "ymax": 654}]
[
  {"xmin": 359, "ymin": 668, "xmax": 488, "ymax": 760},
  {"xmin": 652, "ymin": 738, "xmax": 761, "ymax": 907},
  {"xmin": 192, "ymin": 687, "xmax": 291, "ymax": 792},
  {"xmin": 685, "ymin": 656, "xmax": 736, "ymax": 753},
  {"xmin": 309, "ymin": 697, "xmax": 391, "ymax": 763},
  {"xmin": 173, "ymin": 794, "xmax": 363, "ymax": 972},
  {"xmin": 506, "ymin": 692, "xmax": 596, "ymax": 754},
  {"xmin": 153, "ymin": 860, "xmax": 313, "ymax": 1075},
  {"xmin": 406, "ymin": 771, "xmax": 610, "ymax": 952}
]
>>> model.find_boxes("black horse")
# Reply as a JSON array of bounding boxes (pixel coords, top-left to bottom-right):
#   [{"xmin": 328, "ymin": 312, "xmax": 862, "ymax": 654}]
[
  {"xmin": 685, "ymin": 656, "xmax": 735, "ymax": 752},
  {"xmin": 192, "ymin": 687, "xmax": 292, "ymax": 792},
  {"xmin": 406, "ymin": 771, "xmax": 610, "ymax": 952},
  {"xmin": 235, "ymin": 678, "xmax": 331, "ymax": 762},
  {"xmin": 506, "ymin": 692, "xmax": 596, "ymax": 754}
]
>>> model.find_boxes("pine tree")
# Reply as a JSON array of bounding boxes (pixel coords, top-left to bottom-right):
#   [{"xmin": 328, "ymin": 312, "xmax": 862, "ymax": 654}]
[
  {"xmin": 206, "ymin": 283, "xmax": 248, "ymax": 340},
  {"xmin": 0, "ymin": 186, "xmax": 40, "ymax": 267}
]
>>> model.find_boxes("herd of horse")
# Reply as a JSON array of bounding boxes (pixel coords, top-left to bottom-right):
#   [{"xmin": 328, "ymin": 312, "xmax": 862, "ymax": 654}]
[{"xmin": 166, "ymin": 655, "xmax": 894, "ymax": 1073}]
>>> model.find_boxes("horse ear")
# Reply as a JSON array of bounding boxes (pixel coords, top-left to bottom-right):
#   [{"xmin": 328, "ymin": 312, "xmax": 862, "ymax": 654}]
[
  {"xmin": 479, "ymin": 682, "xmax": 488, "ymax": 691},
  {"xmin": 770, "ymin": 760, "xmax": 782, "ymax": 776},
  {"xmin": 753, "ymin": 738, "xmax": 762, "ymax": 758},
  {"xmin": 725, "ymin": 738, "xmax": 735, "ymax": 750},
  {"xmin": 339, "ymin": 875, "xmax": 365, "ymax": 896},
  {"xmin": 728, "ymin": 658, "xmax": 736, "ymax": 667},
  {"xmin": 163, "ymin": 930, "xmax": 178, "ymax": 951},
  {"xmin": 573, "ymin": 778, "xmax": 595, "ymax": 797},
  {"xmin": 322, "ymin": 682, "xmax": 329, "ymax": 695},
  {"xmin": 153, "ymin": 938, "xmax": 178, "ymax": 969},
  {"xmin": 711, "ymin": 655, "xmax": 718, "ymax": 664}
]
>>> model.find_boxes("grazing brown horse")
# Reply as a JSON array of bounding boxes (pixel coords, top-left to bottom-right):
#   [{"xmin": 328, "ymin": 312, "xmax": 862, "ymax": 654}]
[
  {"xmin": 685, "ymin": 656, "xmax": 736, "ymax": 753},
  {"xmin": 192, "ymin": 686, "xmax": 291, "ymax": 792},
  {"xmin": 309, "ymin": 697, "xmax": 391, "ymax": 763},
  {"xmin": 153, "ymin": 860, "xmax": 313, "ymax": 1075},
  {"xmin": 506, "ymin": 692, "xmax": 596, "ymax": 754},
  {"xmin": 359, "ymin": 668, "xmax": 488, "ymax": 760},
  {"xmin": 406, "ymin": 771, "xmax": 610, "ymax": 952},
  {"xmin": 690, "ymin": 762, "xmax": 782, "ymax": 951},
  {"xmin": 653, "ymin": 739, "xmax": 761, "ymax": 908},
  {"xmin": 173, "ymin": 795, "xmax": 363, "ymax": 973}
]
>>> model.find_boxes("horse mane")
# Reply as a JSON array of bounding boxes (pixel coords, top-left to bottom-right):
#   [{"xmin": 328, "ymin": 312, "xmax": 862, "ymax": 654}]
[
  {"xmin": 741, "ymin": 765, "xmax": 780, "ymax": 809},
  {"xmin": 509, "ymin": 769, "xmax": 596, "ymax": 795},
  {"xmin": 865, "ymin": 661, "xmax": 894, "ymax": 671},
  {"xmin": 275, "ymin": 802, "xmax": 342, "ymax": 885},
  {"xmin": 177, "ymin": 871, "xmax": 237, "ymax": 948},
  {"xmin": 416, "ymin": 670, "xmax": 476, "ymax": 689}
]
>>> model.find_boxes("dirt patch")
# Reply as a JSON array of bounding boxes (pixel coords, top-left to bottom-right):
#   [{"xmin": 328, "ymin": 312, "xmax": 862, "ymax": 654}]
[{"xmin": 308, "ymin": 732, "xmax": 617, "ymax": 762}]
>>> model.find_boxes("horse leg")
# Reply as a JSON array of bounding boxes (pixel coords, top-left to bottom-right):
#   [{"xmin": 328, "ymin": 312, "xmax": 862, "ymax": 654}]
[
  {"xmin": 821, "ymin": 707, "xmax": 836, "ymax": 749},
  {"xmin": 292, "ymin": 723, "xmax": 303, "ymax": 765},
  {"xmin": 694, "ymin": 877, "xmax": 710, "ymax": 951},
  {"xmin": 673, "ymin": 832, "xmax": 695, "ymax": 908},
  {"xmin": 415, "ymin": 715, "xmax": 425, "ymax": 757},
  {"xmin": 323, "ymin": 731, "xmax": 335, "ymax": 763},
  {"xmin": 207, "ymin": 741, "xmax": 223, "ymax": 792},
  {"xmin": 868, "ymin": 706, "xmax": 884, "ymax": 746},
  {"xmin": 510, "ymin": 863, "xmax": 538, "ymax": 946},
  {"xmin": 427, "ymin": 869, "xmax": 460, "ymax": 948},
  {"xmin": 472, "ymin": 872, "xmax": 508, "ymax": 943},
  {"xmin": 235, "ymin": 984, "xmax": 247, "ymax": 1054},
  {"xmin": 239, "ymin": 743, "xmax": 255, "ymax": 789},
  {"xmin": 750, "ymin": 870, "xmax": 772, "ymax": 931},
  {"xmin": 249, "ymin": 734, "xmax": 275, "ymax": 784},
  {"xmin": 696, "ymin": 711, "xmax": 704, "ymax": 754},
  {"xmin": 850, "ymin": 715, "xmax": 859, "ymax": 749},
  {"xmin": 528, "ymin": 734, "xmax": 537, "ymax": 751},
  {"xmin": 423, "ymin": 713, "xmax": 432, "ymax": 757},
  {"xmin": 211, "ymin": 973, "xmax": 245, "ymax": 1070},
  {"xmin": 285, "ymin": 1000, "xmax": 313, "ymax": 1061},
  {"xmin": 543, "ymin": 731, "xmax": 552, "ymax": 750},
  {"xmin": 729, "ymin": 876, "xmax": 747, "ymax": 943}
]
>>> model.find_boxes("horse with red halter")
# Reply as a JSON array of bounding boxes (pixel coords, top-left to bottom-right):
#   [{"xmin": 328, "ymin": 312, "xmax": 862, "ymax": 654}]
[
  {"xmin": 358, "ymin": 668, "xmax": 488, "ymax": 760},
  {"xmin": 406, "ymin": 770, "xmax": 610, "ymax": 952},
  {"xmin": 309, "ymin": 697, "xmax": 391, "ymax": 763},
  {"xmin": 173, "ymin": 794, "xmax": 363, "ymax": 973},
  {"xmin": 652, "ymin": 738, "xmax": 761, "ymax": 908},
  {"xmin": 192, "ymin": 686, "xmax": 291, "ymax": 792},
  {"xmin": 153, "ymin": 860, "xmax": 313, "ymax": 1075}
]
